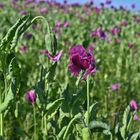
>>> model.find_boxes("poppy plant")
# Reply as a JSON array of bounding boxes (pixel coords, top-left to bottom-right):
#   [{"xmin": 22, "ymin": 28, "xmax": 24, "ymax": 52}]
[{"xmin": 68, "ymin": 45, "xmax": 96, "ymax": 80}]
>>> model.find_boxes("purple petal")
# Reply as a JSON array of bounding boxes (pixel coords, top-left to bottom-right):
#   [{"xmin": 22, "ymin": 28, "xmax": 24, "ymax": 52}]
[{"xmin": 41, "ymin": 50, "xmax": 63, "ymax": 62}]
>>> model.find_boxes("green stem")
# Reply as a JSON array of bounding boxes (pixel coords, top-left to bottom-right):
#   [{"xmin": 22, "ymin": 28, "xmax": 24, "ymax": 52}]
[
  {"xmin": 87, "ymin": 75, "xmax": 90, "ymax": 127},
  {"xmin": 33, "ymin": 104, "xmax": 36, "ymax": 140},
  {"xmin": 0, "ymin": 113, "xmax": 3, "ymax": 136}
]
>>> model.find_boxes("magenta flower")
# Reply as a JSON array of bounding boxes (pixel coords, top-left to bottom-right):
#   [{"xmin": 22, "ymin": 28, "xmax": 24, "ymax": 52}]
[
  {"xmin": 64, "ymin": 21, "xmax": 70, "ymax": 28},
  {"xmin": 111, "ymin": 83, "xmax": 121, "ymax": 91},
  {"xmin": 130, "ymin": 100, "xmax": 138, "ymax": 110},
  {"xmin": 96, "ymin": 27, "xmax": 108, "ymax": 40},
  {"xmin": 109, "ymin": 27, "xmax": 120, "ymax": 35},
  {"xmin": 68, "ymin": 45, "xmax": 96, "ymax": 80},
  {"xmin": 41, "ymin": 49, "xmax": 63, "ymax": 62},
  {"xmin": 133, "ymin": 114, "xmax": 138, "ymax": 121},
  {"xmin": 25, "ymin": 90, "xmax": 36, "ymax": 103}
]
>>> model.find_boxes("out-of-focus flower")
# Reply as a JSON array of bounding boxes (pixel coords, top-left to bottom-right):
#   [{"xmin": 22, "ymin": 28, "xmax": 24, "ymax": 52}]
[
  {"xmin": 0, "ymin": 2, "xmax": 4, "ymax": 9},
  {"xmin": 25, "ymin": 33, "xmax": 32, "ymax": 40},
  {"xmin": 19, "ymin": 10, "xmax": 27, "ymax": 15},
  {"xmin": 96, "ymin": 27, "xmax": 108, "ymax": 40},
  {"xmin": 105, "ymin": 0, "xmax": 112, "ymax": 5},
  {"xmin": 110, "ymin": 27, "xmax": 120, "ymax": 35},
  {"xmin": 111, "ymin": 83, "xmax": 121, "ymax": 91},
  {"xmin": 19, "ymin": 45, "xmax": 27, "ymax": 54},
  {"xmin": 95, "ymin": 7, "xmax": 101, "ymax": 14},
  {"xmin": 128, "ymin": 43, "xmax": 134, "ymax": 48},
  {"xmin": 130, "ymin": 100, "xmax": 138, "ymax": 110},
  {"xmin": 133, "ymin": 114, "xmax": 138, "ymax": 121},
  {"xmin": 41, "ymin": 49, "xmax": 63, "ymax": 62},
  {"xmin": 64, "ymin": 21, "xmax": 70, "ymax": 28},
  {"xmin": 68, "ymin": 45, "xmax": 96, "ymax": 80},
  {"xmin": 40, "ymin": 7, "xmax": 47, "ymax": 14},
  {"xmin": 25, "ymin": 90, "xmax": 36, "ymax": 103},
  {"xmin": 131, "ymin": 4, "xmax": 135, "ymax": 9}
]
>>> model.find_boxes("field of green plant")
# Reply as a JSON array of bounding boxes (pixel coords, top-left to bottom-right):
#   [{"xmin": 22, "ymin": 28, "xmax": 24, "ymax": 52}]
[{"xmin": 0, "ymin": 0, "xmax": 140, "ymax": 140}]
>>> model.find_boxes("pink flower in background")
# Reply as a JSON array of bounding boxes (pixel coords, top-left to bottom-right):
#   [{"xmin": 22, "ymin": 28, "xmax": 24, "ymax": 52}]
[
  {"xmin": 68, "ymin": 45, "xmax": 96, "ymax": 80},
  {"xmin": 40, "ymin": 7, "xmax": 47, "ymax": 14},
  {"xmin": 130, "ymin": 100, "xmax": 138, "ymax": 110},
  {"xmin": 25, "ymin": 90, "xmax": 36, "ymax": 103},
  {"xmin": 133, "ymin": 114, "xmax": 138, "ymax": 121},
  {"xmin": 111, "ymin": 83, "xmax": 121, "ymax": 91},
  {"xmin": 19, "ymin": 45, "xmax": 27, "ymax": 54},
  {"xmin": 19, "ymin": 10, "xmax": 27, "ymax": 15},
  {"xmin": 128, "ymin": 43, "xmax": 134, "ymax": 48},
  {"xmin": 64, "ymin": 21, "xmax": 70, "ymax": 28},
  {"xmin": 41, "ymin": 49, "xmax": 63, "ymax": 62},
  {"xmin": 110, "ymin": 27, "xmax": 120, "ymax": 35}
]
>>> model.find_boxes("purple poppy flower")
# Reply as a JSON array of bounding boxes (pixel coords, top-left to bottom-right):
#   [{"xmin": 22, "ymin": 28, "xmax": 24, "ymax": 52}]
[
  {"xmin": 130, "ymin": 100, "xmax": 138, "ymax": 110},
  {"xmin": 105, "ymin": 0, "xmax": 112, "ymax": 5},
  {"xmin": 0, "ymin": 2, "xmax": 4, "ymax": 9},
  {"xmin": 131, "ymin": 4, "xmax": 135, "ymax": 9},
  {"xmin": 128, "ymin": 43, "xmax": 134, "ymax": 48},
  {"xmin": 19, "ymin": 45, "xmax": 27, "ymax": 54},
  {"xmin": 111, "ymin": 83, "xmax": 121, "ymax": 91},
  {"xmin": 110, "ymin": 27, "xmax": 120, "ymax": 35},
  {"xmin": 25, "ymin": 90, "xmax": 36, "ymax": 103},
  {"xmin": 68, "ymin": 45, "xmax": 96, "ymax": 80},
  {"xmin": 96, "ymin": 27, "xmax": 108, "ymax": 40},
  {"xmin": 19, "ymin": 10, "xmax": 27, "ymax": 15},
  {"xmin": 41, "ymin": 49, "xmax": 63, "ymax": 62},
  {"xmin": 64, "ymin": 21, "xmax": 70, "ymax": 28},
  {"xmin": 25, "ymin": 33, "xmax": 32, "ymax": 40},
  {"xmin": 133, "ymin": 114, "xmax": 138, "ymax": 121},
  {"xmin": 40, "ymin": 7, "xmax": 47, "ymax": 14}
]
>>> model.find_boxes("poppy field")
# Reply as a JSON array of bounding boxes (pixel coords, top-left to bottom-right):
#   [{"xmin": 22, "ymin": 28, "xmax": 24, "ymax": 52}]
[{"xmin": 0, "ymin": 0, "xmax": 140, "ymax": 140}]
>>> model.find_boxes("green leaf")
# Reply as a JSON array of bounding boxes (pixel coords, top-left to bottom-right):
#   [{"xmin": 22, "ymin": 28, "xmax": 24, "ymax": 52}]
[
  {"xmin": 0, "ymin": 83, "xmax": 14, "ymax": 113},
  {"xmin": 9, "ymin": 57, "xmax": 20, "ymax": 92},
  {"xmin": 47, "ymin": 98, "xmax": 64, "ymax": 119},
  {"xmin": 0, "ymin": 15, "xmax": 31, "ymax": 51},
  {"xmin": 130, "ymin": 132, "xmax": 140, "ymax": 140},
  {"xmin": 84, "ymin": 102, "xmax": 98, "ymax": 124},
  {"xmin": 82, "ymin": 127, "xmax": 90, "ymax": 140},
  {"xmin": 63, "ymin": 113, "xmax": 82, "ymax": 139},
  {"xmin": 89, "ymin": 121, "xmax": 110, "ymax": 132},
  {"xmin": 120, "ymin": 106, "xmax": 131, "ymax": 139}
]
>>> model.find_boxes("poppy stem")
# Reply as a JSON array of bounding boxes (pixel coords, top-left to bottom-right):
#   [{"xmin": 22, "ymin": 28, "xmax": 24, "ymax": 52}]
[
  {"xmin": 33, "ymin": 104, "xmax": 37, "ymax": 140},
  {"xmin": 87, "ymin": 75, "xmax": 90, "ymax": 127}
]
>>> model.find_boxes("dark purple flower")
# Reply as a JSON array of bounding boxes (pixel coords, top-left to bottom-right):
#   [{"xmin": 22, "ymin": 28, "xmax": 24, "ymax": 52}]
[
  {"xmin": 131, "ymin": 4, "xmax": 135, "ymax": 9},
  {"xmin": 96, "ymin": 27, "xmax": 108, "ymax": 40},
  {"xmin": 68, "ymin": 45, "xmax": 96, "ymax": 80},
  {"xmin": 105, "ymin": 0, "xmax": 112, "ymax": 5},
  {"xmin": 25, "ymin": 90, "xmax": 36, "ymax": 103},
  {"xmin": 130, "ymin": 100, "xmax": 138, "ymax": 110},
  {"xmin": 25, "ymin": 33, "xmax": 32, "ymax": 40},
  {"xmin": 41, "ymin": 49, "xmax": 63, "ymax": 62},
  {"xmin": 133, "ymin": 114, "xmax": 138, "ymax": 121},
  {"xmin": 111, "ymin": 83, "xmax": 121, "ymax": 91}
]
